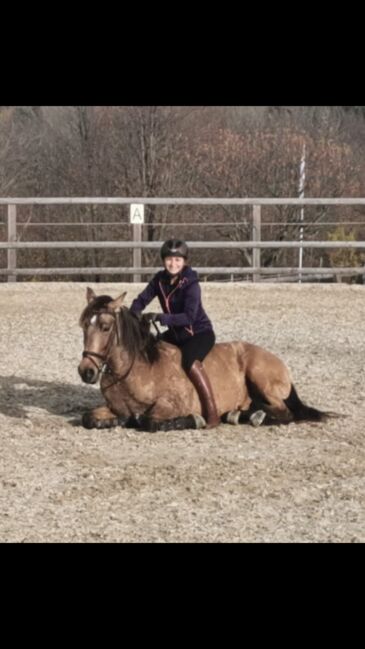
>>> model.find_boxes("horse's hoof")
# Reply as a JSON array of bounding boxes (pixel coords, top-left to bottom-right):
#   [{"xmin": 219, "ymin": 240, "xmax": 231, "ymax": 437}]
[
  {"xmin": 249, "ymin": 410, "xmax": 266, "ymax": 427},
  {"xmin": 192, "ymin": 414, "xmax": 206, "ymax": 429},
  {"xmin": 225, "ymin": 410, "xmax": 241, "ymax": 425},
  {"xmin": 82, "ymin": 412, "xmax": 96, "ymax": 429}
]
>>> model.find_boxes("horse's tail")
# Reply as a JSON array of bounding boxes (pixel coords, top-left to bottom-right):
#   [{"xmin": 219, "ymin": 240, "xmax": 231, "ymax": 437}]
[{"xmin": 284, "ymin": 384, "xmax": 337, "ymax": 422}]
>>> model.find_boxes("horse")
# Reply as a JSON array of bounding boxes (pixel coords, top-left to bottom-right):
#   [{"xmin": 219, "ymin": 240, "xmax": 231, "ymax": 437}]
[{"xmin": 77, "ymin": 287, "xmax": 334, "ymax": 432}]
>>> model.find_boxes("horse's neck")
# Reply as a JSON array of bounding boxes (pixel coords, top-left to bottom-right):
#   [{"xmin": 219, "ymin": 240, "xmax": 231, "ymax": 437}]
[
  {"xmin": 109, "ymin": 345, "xmax": 150, "ymax": 379},
  {"xmin": 110, "ymin": 345, "xmax": 133, "ymax": 372}
]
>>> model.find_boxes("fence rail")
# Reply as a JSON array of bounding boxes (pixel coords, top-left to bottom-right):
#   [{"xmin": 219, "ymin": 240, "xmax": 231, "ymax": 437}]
[
  {"xmin": 1, "ymin": 197, "xmax": 364, "ymax": 282},
  {"xmin": 0, "ymin": 267, "xmax": 364, "ymax": 277},
  {"xmin": 1, "ymin": 197, "xmax": 365, "ymax": 205},
  {"xmin": 1, "ymin": 241, "xmax": 365, "ymax": 250}
]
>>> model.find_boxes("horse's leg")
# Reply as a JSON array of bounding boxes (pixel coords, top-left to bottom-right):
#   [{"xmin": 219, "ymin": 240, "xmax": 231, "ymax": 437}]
[
  {"xmin": 222, "ymin": 402, "xmax": 268, "ymax": 427},
  {"xmin": 82, "ymin": 405, "xmax": 135, "ymax": 429},
  {"xmin": 249, "ymin": 383, "xmax": 294, "ymax": 423},
  {"xmin": 262, "ymin": 402, "xmax": 294, "ymax": 424},
  {"xmin": 137, "ymin": 413, "xmax": 206, "ymax": 432},
  {"xmin": 244, "ymin": 374, "xmax": 294, "ymax": 425}
]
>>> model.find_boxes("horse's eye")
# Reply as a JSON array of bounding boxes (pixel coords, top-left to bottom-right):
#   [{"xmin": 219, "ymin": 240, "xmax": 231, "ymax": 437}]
[{"xmin": 101, "ymin": 323, "xmax": 111, "ymax": 332}]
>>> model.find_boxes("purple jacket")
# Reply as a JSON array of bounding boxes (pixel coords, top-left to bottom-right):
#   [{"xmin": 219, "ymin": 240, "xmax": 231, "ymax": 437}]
[{"xmin": 130, "ymin": 266, "xmax": 214, "ymax": 343}]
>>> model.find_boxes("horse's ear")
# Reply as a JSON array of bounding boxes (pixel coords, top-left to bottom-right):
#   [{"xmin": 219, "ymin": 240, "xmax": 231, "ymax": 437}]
[
  {"xmin": 86, "ymin": 287, "xmax": 96, "ymax": 303},
  {"xmin": 109, "ymin": 292, "xmax": 127, "ymax": 310}
]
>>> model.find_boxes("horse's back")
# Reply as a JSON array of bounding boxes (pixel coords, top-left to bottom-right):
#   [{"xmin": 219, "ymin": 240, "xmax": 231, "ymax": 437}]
[
  {"xmin": 241, "ymin": 341, "xmax": 291, "ymax": 376},
  {"xmin": 210, "ymin": 339, "xmax": 292, "ymax": 397},
  {"xmin": 211, "ymin": 339, "xmax": 288, "ymax": 370},
  {"xmin": 160, "ymin": 337, "xmax": 290, "ymax": 383},
  {"xmin": 158, "ymin": 337, "xmax": 292, "ymax": 411}
]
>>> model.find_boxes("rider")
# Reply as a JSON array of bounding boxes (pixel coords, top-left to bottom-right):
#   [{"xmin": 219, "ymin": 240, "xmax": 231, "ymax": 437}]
[{"xmin": 129, "ymin": 238, "xmax": 220, "ymax": 428}]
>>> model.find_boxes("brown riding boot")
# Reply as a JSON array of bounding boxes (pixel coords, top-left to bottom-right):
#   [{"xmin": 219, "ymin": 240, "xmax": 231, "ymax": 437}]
[{"xmin": 188, "ymin": 360, "xmax": 220, "ymax": 428}]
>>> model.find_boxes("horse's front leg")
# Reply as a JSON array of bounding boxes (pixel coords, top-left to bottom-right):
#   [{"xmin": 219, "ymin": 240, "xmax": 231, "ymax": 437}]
[
  {"xmin": 82, "ymin": 405, "xmax": 135, "ymax": 429},
  {"xmin": 137, "ymin": 413, "xmax": 206, "ymax": 432}
]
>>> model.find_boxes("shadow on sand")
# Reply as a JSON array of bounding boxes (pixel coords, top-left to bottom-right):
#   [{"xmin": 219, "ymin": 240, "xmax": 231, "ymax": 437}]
[{"xmin": 0, "ymin": 374, "xmax": 102, "ymax": 425}]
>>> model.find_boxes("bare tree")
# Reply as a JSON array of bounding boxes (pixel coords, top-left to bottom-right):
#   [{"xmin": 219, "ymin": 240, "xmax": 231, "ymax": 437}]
[{"xmin": 1, "ymin": 106, "xmax": 364, "ymax": 280}]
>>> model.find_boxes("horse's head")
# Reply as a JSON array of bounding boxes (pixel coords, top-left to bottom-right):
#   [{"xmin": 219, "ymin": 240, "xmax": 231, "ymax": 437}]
[{"xmin": 78, "ymin": 287, "xmax": 127, "ymax": 384}]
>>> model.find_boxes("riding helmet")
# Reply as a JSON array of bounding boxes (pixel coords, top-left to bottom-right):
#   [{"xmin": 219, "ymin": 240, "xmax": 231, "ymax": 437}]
[{"xmin": 160, "ymin": 239, "xmax": 189, "ymax": 260}]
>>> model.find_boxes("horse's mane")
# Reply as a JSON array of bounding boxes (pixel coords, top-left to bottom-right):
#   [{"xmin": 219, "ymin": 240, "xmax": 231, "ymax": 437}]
[
  {"xmin": 80, "ymin": 295, "xmax": 160, "ymax": 364},
  {"xmin": 120, "ymin": 308, "xmax": 160, "ymax": 364}
]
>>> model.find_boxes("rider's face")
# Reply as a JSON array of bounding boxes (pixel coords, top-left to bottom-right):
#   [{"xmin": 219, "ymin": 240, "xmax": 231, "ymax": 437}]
[{"xmin": 164, "ymin": 256, "xmax": 185, "ymax": 276}]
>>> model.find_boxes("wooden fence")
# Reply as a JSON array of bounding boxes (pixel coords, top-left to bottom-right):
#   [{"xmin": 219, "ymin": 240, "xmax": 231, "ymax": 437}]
[{"xmin": 0, "ymin": 197, "xmax": 365, "ymax": 282}]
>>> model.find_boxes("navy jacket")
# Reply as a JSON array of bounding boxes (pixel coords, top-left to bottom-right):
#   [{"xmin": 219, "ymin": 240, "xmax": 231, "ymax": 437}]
[{"xmin": 130, "ymin": 266, "xmax": 214, "ymax": 343}]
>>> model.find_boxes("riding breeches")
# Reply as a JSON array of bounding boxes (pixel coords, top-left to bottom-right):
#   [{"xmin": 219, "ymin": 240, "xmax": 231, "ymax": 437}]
[{"xmin": 160, "ymin": 329, "xmax": 216, "ymax": 372}]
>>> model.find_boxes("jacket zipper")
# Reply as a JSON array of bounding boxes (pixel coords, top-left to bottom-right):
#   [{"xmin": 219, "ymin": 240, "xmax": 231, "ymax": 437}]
[{"xmin": 159, "ymin": 280, "xmax": 194, "ymax": 337}]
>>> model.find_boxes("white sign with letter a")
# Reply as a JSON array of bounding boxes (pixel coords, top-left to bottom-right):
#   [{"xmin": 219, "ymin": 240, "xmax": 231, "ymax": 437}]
[{"xmin": 130, "ymin": 204, "xmax": 145, "ymax": 224}]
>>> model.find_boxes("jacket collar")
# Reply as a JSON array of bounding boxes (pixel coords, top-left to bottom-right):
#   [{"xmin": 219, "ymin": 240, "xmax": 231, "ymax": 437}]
[{"xmin": 161, "ymin": 265, "xmax": 191, "ymax": 284}]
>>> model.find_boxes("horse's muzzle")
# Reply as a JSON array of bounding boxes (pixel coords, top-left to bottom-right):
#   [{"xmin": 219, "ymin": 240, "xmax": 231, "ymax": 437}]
[{"xmin": 78, "ymin": 363, "xmax": 99, "ymax": 384}]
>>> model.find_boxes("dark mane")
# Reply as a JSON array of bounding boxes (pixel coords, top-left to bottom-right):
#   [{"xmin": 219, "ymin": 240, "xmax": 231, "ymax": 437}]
[
  {"xmin": 120, "ymin": 309, "xmax": 160, "ymax": 364},
  {"xmin": 80, "ymin": 296, "xmax": 160, "ymax": 364}
]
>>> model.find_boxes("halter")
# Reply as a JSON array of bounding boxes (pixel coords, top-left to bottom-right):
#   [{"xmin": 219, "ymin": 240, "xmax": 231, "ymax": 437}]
[{"xmin": 82, "ymin": 307, "xmax": 134, "ymax": 381}]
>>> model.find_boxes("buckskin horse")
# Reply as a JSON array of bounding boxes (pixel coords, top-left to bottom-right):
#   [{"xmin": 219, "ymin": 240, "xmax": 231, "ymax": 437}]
[{"xmin": 78, "ymin": 288, "xmax": 333, "ymax": 431}]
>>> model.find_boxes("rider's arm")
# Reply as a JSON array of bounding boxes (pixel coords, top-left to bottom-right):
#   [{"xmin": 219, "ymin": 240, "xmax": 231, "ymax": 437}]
[{"xmin": 129, "ymin": 278, "xmax": 157, "ymax": 314}]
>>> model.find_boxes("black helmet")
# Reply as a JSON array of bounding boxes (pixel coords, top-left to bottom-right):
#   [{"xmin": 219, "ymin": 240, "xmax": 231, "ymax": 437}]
[{"xmin": 160, "ymin": 239, "xmax": 189, "ymax": 260}]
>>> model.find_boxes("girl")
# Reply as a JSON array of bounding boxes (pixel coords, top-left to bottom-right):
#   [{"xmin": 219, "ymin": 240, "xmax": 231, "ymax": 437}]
[{"xmin": 130, "ymin": 238, "xmax": 220, "ymax": 427}]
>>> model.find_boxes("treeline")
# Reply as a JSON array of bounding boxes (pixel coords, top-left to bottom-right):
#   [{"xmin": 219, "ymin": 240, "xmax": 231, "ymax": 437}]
[{"xmin": 0, "ymin": 106, "xmax": 364, "ymax": 280}]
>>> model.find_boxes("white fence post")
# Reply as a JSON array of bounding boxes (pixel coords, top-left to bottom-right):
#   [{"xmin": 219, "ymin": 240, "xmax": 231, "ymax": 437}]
[
  {"xmin": 252, "ymin": 205, "xmax": 261, "ymax": 282},
  {"xmin": 130, "ymin": 203, "xmax": 144, "ymax": 282},
  {"xmin": 7, "ymin": 204, "xmax": 17, "ymax": 282},
  {"xmin": 298, "ymin": 144, "xmax": 306, "ymax": 283},
  {"xmin": 133, "ymin": 224, "xmax": 142, "ymax": 282}
]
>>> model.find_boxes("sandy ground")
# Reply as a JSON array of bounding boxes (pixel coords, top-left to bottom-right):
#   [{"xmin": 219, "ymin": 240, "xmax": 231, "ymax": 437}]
[{"xmin": 0, "ymin": 281, "xmax": 364, "ymax": 543}]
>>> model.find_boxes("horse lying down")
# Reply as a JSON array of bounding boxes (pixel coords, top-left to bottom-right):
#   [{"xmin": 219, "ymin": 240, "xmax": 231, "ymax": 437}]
[{"xmin": 78, "ymin": 288, "xmax": 335, "ymax": 432}]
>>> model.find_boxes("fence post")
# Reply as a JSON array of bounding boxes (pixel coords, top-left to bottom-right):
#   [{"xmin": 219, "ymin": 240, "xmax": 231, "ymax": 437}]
[
  {"xmin": 7, "ymin": 204, "xmax": 17, "ymax": 282},
  {"xmin": 133, "ymin": 223, "xmax": 142, "ymax": 283},
  {"xmin": 252, "ymin": 204, "xmax": 261, "ymax": 282},
  {"xmin": 130, "ymin": 203, "xmax": 144, "ymax": 283}
]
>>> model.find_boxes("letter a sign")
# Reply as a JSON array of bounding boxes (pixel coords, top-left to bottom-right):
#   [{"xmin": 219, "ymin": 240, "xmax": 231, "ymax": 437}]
[{"xmin": 130, "ymin": 203, "xmax": 145, "ymax": 224}]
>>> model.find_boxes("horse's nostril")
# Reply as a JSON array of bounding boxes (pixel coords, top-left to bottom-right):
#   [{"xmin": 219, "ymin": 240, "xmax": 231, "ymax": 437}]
[
  {"xmin": 86, "ymin": 368, "xmax": 95, "ymax": 382},
  {"xmin": 80, "ymin": 367, "xmax": 96, "ymax": 383}
]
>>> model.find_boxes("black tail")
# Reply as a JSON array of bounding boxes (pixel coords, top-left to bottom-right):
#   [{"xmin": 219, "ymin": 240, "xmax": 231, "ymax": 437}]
[
  {"xmin": 245, "ymin": 377, "xmax": 340, "ymax": 424},
  {"xmin": 284, "ymin": 384, "xmax": 331, "ymax": 422}
]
